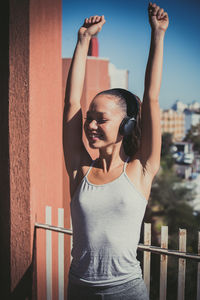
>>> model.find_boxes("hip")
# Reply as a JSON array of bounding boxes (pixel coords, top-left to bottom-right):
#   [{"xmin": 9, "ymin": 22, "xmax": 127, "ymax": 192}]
[{"xmin": 67, "ymin": 277, "xmax": 149, "ymax": 300}]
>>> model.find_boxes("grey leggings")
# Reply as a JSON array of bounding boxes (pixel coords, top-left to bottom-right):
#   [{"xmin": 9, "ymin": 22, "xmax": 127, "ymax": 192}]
[{"xmin": 67, "ymin": 277, "xmax": 149, "ymax": 300}]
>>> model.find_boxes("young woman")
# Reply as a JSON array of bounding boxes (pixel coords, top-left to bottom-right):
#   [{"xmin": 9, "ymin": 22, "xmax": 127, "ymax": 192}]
[{"xmin": 63, "ymin": 2, "xmax": 169, "ymax": 299}]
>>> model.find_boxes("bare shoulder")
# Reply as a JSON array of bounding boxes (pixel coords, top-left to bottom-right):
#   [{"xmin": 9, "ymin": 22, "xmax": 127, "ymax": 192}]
[
  {"xmin": 68, "ymin": 150, "xmax": 94, "ymax": 198},
  {"xmin": 126, "ymin": 157, "xmax": 155, "ymax": 201}
]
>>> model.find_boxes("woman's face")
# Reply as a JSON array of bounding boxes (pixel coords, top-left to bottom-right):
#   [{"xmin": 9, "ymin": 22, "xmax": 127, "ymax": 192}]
[{"xmin": 84, "ymin": 94, "xmax": 125, "ymax": 149}]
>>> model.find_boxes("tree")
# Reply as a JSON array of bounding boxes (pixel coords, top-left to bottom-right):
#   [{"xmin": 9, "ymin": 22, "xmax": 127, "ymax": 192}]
[
  {"xmin": 142, "ymin": 132, "xmax": 199, "ymax": 299},
  {"xmin": 184, "ymin": 123, "xmax": 200, "ymax": 153},
  {"xmin": 161, "ymin": 132, "xmax": 175, "ymax": 170},
  {"xmin": 148, "ymin": 134, "xmax": 198, "ymax": 249},
  {"xmin": 149, "ymin": 169, "xmax": 196, "ymax": 241}
]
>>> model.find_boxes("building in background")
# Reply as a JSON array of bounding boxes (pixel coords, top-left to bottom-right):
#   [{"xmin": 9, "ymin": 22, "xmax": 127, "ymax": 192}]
[
  {"xmin": 188, "ymin": 101, "xmax": 200, "ymax": 111},
  {"xmin": 172, "ymin": 100, "xmax": 200, "ymax": 112},
  {"xmin": 108, "ymin": 62, "xmax": 128, "ymax": 89},
  {"xmin": 184, "ymin": 110, "xmax": 200, "ymax": 134},
  {"xmin": 88, "ymin": 35, "xmax": 99, "ymax": 57},
  {"xmin": 161, "ymin": 100, "xmax": 200, "ymax": 140},
  {"xmin": 171, "ymin": 100, "xmax": 188, "ymax": 112},
  {"xmin": 171, "ymin": 100, "xmax": 200, "ymax": 135},
  {"xmin": 160, "ymin": 108, "xmax": 185, "ymax": 141}
]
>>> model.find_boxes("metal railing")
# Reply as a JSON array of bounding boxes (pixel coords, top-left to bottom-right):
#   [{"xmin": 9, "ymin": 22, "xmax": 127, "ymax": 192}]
[{"xmin": 35, "ymin": 206, "xmax": 200, "ymax": 300}]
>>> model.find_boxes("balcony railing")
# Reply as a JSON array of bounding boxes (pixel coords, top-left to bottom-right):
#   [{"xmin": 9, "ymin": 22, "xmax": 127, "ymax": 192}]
[{"xmin": 35, "ymin": 206, "xmax": 200, "ymax": 300}]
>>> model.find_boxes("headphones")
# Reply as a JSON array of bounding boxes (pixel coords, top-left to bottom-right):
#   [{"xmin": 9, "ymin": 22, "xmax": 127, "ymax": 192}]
[{"xmin": 119, "ymin": 93, "xmax": 140, "ymax": 136}]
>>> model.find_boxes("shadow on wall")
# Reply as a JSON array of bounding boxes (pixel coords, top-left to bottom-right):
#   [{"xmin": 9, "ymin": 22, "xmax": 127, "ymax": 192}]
[{"xmin": 10, "ymin": 229, "xmax": 37, "ymax": 300}]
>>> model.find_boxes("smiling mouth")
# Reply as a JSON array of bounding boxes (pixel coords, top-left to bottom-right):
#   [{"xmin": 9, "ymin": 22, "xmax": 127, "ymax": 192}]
[{"xmin": 87, "ymin": 133, "xmax": 103, "ymax": 140}]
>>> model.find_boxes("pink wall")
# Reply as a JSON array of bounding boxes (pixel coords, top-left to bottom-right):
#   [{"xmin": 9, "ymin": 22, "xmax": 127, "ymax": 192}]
[{"xmin": 29, "ymin": 0, "xmax": 63, "ymax": 299}]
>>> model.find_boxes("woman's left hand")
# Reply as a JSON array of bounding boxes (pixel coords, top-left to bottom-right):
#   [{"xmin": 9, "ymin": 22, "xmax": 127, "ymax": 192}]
[{"xmin": 148, "ymin": 2, "xmax": 169, "ymax": 32}]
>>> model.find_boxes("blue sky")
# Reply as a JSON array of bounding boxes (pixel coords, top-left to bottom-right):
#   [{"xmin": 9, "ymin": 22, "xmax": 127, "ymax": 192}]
[{"xmin": 62, "ymin": 0, "xmax": 200, "ymax": 109}]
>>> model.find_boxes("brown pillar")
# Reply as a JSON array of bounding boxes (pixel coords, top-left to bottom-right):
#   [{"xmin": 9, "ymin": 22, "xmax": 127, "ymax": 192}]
[
  {"xmin": 0, "ymin": 0, "xmax": 11, "ymax": 298},
  {"xmin": 0, "ymin": 1, "xmax": 31, "ymax": 298},
  {"xmin": 0, "ymin": 0, "xmax": 63, "ymax": 298}
]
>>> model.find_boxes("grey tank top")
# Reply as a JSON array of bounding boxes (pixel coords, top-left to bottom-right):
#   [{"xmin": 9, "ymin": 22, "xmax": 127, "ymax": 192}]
[{"xmin": 69, "ymin": 156, "xmax": 147, "ymax": 287}]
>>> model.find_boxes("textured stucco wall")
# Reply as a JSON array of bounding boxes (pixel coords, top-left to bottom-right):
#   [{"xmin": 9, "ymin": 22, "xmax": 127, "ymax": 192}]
[{"xmin": 9, "ymin": 0, "xmax": 31, "ymax": 293}]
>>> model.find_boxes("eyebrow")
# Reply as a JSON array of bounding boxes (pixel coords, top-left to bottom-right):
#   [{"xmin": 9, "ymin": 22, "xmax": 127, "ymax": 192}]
[{"xmin": 86, "ymin": 111, "xmax": 109, "ymax": 117}]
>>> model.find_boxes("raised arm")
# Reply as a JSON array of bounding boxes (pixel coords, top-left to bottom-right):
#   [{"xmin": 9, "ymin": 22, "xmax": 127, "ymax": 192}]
[
  {"xmin": 139, "ymin": 2, "xmax": 169, "ymax": 176},
  {"xmin": 63, "ymin": 16, "xmax": 106, "ymax": 176}
]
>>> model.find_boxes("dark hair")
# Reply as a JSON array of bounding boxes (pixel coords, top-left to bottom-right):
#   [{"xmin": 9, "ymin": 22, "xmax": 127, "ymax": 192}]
[{"xmin": 95, "ymin": 88, "xmax": 142, "ymax": 157}]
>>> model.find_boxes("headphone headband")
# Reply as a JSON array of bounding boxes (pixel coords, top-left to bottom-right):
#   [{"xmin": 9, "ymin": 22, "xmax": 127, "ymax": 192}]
[
  {"xmin": 124, "ymin": 94, "xmax": 139, "ymax": 119},
  {"xmin": 96, "ymin": 88, "xmax": 140, "ymax": 119}
]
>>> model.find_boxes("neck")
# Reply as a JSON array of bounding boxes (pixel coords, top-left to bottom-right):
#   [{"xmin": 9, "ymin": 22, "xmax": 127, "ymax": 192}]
[{"xmin": 97, "ymin": 142, "xmax": 128, "ymax": 172}]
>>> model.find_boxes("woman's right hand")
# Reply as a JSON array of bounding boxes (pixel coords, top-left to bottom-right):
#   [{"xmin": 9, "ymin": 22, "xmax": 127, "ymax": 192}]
[{"xmin": 78, "ymin": 15, "xmax": 106, "ymax": 41}]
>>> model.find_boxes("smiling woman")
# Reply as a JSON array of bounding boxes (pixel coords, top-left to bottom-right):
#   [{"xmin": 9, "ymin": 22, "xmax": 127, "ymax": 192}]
[{"xmin": 63, "ymin": 3, "xmax": 169, "ymax": 299}]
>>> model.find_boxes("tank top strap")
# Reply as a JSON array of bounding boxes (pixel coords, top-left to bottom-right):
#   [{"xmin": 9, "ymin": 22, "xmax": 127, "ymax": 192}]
[
  {"xmin": 85, "ymin": 157, "xmax": 130, "ymax": 179},
  {"xmin": 123, "ymin": 156, "xmax": 130, "ymax": 173},
  {"xmin": 85, "ymin": 159, "xmax": 96, "ymax": 178}
]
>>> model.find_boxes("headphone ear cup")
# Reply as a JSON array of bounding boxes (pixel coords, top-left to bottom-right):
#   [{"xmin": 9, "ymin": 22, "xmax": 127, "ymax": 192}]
[{"xmin": 119, "ymin": 117, "xmax": 136, "ymax": 136}]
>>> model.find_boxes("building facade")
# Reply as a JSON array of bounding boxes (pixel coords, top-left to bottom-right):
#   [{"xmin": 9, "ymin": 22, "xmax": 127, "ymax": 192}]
[
  {"xmin": 184, "ymin": 110, "xmax": 200, "ymax": 134},
  {"xmin": 160, "ymin": 108, "xmax": 185, "ymax": 141}
]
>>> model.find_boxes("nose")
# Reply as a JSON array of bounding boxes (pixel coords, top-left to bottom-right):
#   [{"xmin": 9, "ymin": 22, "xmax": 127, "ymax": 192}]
[{"xmin": 88, "ymin": 119, "xmax": 98, "ymax": 130}]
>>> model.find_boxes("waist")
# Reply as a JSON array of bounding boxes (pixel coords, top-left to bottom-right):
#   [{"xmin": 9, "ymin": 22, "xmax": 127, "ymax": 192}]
[{"xmin": 69, "ymin": 247, "xmax": 142, "ymax": 287}]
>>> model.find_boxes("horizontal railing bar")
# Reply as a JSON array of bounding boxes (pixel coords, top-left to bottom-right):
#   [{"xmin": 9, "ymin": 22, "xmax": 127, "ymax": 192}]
[
  {"xmin": 138, "ymin": 244, "xmax": 200, "ymax": 261},
  {"xmin": 35, "ymin": 222, "xmax": 73, "ymax": 235},
  {"xmin": 35, "ymin": 223, "xmax": 200, "ymax": 261}
]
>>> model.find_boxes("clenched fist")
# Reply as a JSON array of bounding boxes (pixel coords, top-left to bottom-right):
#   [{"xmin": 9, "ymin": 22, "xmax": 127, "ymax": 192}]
[
  {"xmin": 148, "ymin": 2, "xmax": 169, "ymax": 32},
  {"xmin": 78, "ymin": 15, "xmax": 106, "ymax": 40}
]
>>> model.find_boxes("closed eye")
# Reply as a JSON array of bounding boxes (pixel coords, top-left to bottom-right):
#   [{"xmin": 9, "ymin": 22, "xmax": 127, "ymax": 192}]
[
  {"xmin": 97, "ymin": 119, "xmax": 107, "ymax": 124},
  {"xmin": 84, "ymin": 117, "xmax": 107, "ymax": 124}
]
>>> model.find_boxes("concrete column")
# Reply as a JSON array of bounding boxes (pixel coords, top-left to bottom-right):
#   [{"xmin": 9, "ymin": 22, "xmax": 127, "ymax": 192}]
[{"xmin": 0, "ymin": 0, "xmax": 63, "ymax": 298}]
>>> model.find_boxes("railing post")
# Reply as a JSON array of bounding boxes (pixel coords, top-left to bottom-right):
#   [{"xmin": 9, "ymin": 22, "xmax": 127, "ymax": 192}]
[
  {"xmin": 46, "ymin": 206, "xmax": 52, "ymax": 300},
  {"xmin": 160, "ymin": 226, "xmax": 168, "ymax": 300},
  {"xmin": 143, "ymin": 223, "xmax": 151, "ymax": 296},
  {"xmin": 197, "ymin": 232, "xmax": 200, "ymax": 300},
  {"xmin": 58, "ymin": 208, "xmax": 64, "ymax": 300},
  {"xmin": 177, "ymin": 229, "xmax": 186, "ymax": 300}
]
